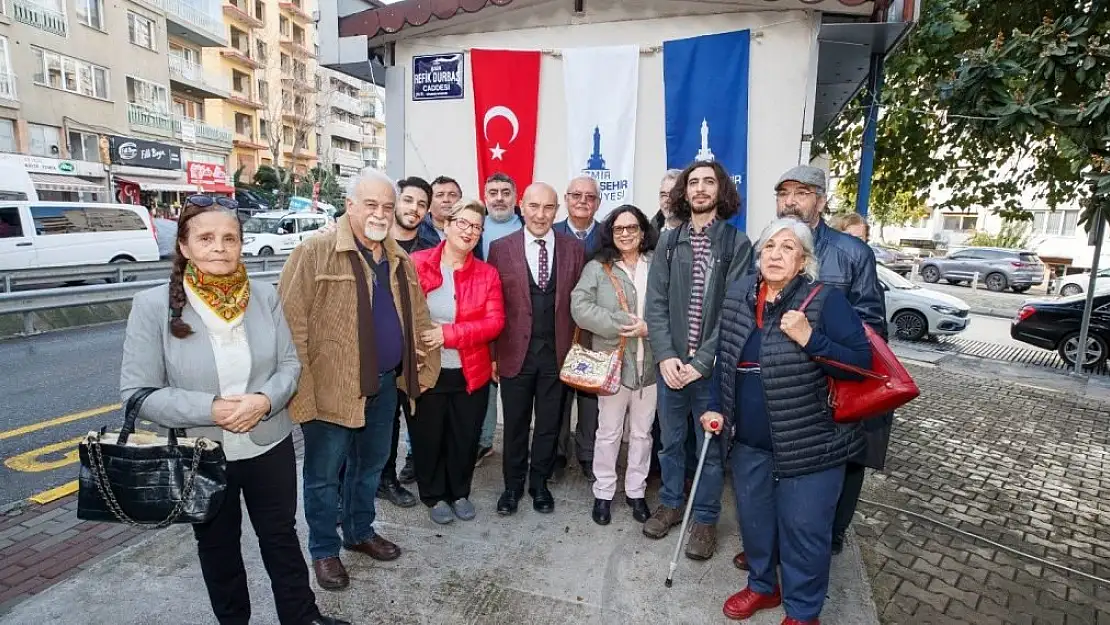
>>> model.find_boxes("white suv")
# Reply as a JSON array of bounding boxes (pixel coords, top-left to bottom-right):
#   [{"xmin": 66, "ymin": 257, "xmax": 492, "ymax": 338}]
[{"xmin": 242, "ymin": 211, "xmax": 332, "ymax": 256}]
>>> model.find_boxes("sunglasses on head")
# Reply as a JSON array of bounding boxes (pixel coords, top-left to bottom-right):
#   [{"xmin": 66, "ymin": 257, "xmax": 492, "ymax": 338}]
[{"xmin": 186, "ymin": 195, "xmax": 239, "ymax": 210}]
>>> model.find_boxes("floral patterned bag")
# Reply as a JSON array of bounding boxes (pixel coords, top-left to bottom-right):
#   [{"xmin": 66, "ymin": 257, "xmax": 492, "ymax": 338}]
[{"xmin": 559, "ymin": 265, "xmax": 630, "ymax": 396}]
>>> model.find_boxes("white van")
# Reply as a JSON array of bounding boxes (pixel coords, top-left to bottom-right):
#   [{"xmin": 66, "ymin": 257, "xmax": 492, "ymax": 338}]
[
  {"xmin": 0, "ymin": 161, "xmax": 38, "ymax": 202},
  {"xmin": 0, "ymin": 202, "xmax": 159, "ymax": 270},
  {"xmin": 241, "ymin": 210, "xmax": 332, "ymax": 256}
]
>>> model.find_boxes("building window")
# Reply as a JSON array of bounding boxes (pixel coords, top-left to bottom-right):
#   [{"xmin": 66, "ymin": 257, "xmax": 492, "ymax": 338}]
[
  {"xmin": 76, "ymin": 0, "xmax": 104, "ymax": 29},
  {"xmin": 234, "ymin": 113, "xmax": 252, "ymax": 136},
  {"xmin": 283, "ymin": 126, "xmax": 293, "ymax": 145},
  {"xmin": 257, "ymin": 79, "xmax": 269, "ymax": 104},
  {"xmin": 29, "ymin": 123, "xmax": 61, "ymax": 157},
  {"xmin": 254, "ymin": 0, "xmax": 265, "ymax": 21},
  {"xmin": 259, "ymin": 119, "xmax": 269, "ymax": 139},
  {"xmin": 256, "ymin": 40, "xmax": 268, "ymax": 63},
  {"xmin": 68, "ymin": 131, "xmax": 99, "ymax": 161},
  {"xmin": 172, "ymin": 97, "xmax": 203, "ymax": 119},
  {"xmin": 128, "ymin": 12, "xmax": 157, "ymax": 50},
  {"xmin": 31, "ymin": 48, "xmax": 110, "ymax": 100},
  {"xmin": 0, "ymin": 119, "xmax": 16, "ymax": 153},
  {"xmin": 229, "ymin": 27, "xmax": 249, "ymax": 54},
  {"xmin": 126, "ymin": 76, "xmax": 169, "ymax": 112},
  {"xmin": 279, "ymin": 15, "xmax": 290, "ymax": 36},
  {"xmin": 0, "ymin": 37, "xmax": 13, "ymax": 101},
  {"xmin": 170, "ymin": 44, "xmax": 200, "ymax": 65},
  {"xmin": 941, "ymin": 214, "xmax": 977, "ymax": 232},
  {"xmin": 1031, "ymin": 210, "xmax": 1081, "ymax": 237}
]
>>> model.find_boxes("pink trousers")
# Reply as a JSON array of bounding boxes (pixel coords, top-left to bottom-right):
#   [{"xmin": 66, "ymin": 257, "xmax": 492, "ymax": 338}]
[{"xmin": 592, "ymin": 384, "xmax": 657, "ymax": 500}]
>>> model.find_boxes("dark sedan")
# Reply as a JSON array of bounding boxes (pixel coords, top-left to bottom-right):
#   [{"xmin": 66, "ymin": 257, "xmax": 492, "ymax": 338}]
[
  {"xmin": 1011, "ymin": 290, "xmax": 1110, "ymax": 369},
  {"xmin": 870, "ymin": 244, "xmax": 915, "ymax": 276}
]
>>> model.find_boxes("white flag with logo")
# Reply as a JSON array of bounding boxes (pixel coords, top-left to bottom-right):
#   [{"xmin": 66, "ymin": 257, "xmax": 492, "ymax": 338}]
[{"xmin": 563, "ymin": 45, "xmax": 638, "ymax": 221}]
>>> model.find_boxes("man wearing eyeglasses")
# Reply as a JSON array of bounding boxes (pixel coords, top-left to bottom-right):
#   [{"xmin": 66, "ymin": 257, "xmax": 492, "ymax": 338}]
[
  {"xmin": 731, "ymin": 165, "xmax": 888, "ymax": 570},
  {"xmin": 552, "ymin": 176, "xmax": 603, "ymax": 483}
]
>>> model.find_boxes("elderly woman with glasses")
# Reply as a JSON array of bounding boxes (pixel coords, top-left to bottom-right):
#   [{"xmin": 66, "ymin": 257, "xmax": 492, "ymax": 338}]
[
  {"xmin": 700, "ymin": 217, "xmax": 872, "ymax": 625},
  {"xmin": 408, "ymin": 199, "xmax": 506, "ymax": 524}
]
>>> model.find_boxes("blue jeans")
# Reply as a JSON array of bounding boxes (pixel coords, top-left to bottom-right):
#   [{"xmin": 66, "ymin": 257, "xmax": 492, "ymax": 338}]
[
  {"xmin": 732, "ymin": 444, "xmax": 844, "ymax": 621},
  {"xmin": 301, "ymin": 371, "xmax": 397, "ymax": 561},
  {"xmin": 479, "ymin": 382, "xmax": 498, "ymax": 448},
  {"xmin": 656, "ymin": 376, "xmax": 721, "ymax": 524}
]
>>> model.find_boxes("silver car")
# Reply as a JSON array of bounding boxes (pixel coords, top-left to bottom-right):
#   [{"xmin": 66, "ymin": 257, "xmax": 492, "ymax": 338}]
[{"xmin": 919, "ymin": 247, "xmax": 1044, "ymax": 293}]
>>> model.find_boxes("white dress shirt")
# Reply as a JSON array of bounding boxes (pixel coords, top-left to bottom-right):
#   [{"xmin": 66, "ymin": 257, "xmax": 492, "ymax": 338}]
[{"xmin": 524, "ymin": 228, "xmax": 556, "ymax": 285}]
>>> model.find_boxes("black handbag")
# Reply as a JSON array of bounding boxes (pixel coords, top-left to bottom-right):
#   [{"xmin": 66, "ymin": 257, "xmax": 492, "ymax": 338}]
[{"xmin": 77, "ymin": 387, "xmax": 228, "ymax": 527}]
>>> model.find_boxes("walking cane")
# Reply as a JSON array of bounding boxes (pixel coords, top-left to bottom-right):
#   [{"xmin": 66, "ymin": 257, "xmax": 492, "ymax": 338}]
[{"xmin": 664, "ymin": 417, "xmax": 720, "ymax": 588}]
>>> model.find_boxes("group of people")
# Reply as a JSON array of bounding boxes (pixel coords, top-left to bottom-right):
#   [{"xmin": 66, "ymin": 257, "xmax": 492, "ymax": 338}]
[{"xmin": 119, "ymin": 157, "xmax": 892, "ymax": 625}]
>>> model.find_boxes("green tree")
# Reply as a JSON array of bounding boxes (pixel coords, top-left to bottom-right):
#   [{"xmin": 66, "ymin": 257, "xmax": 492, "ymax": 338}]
[
  {"xmin": 965, "ymin": 220, "xmax": 1032, "ymax": 248},
  {"xmin": 835, "ymin": 180, "xmax": 930, "ymax": 241}
]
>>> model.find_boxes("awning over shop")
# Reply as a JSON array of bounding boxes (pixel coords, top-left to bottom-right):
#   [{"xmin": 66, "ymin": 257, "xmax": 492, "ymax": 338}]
[
  {"xmin": 30, "ymin": 173, "xmax": 106, "ymax": 193},
  {"xmin": 196, "ymin": 182, "xmax": 235, "ymax": 194},
  {"xmin": 114, "ymin": 176, "xmax": 201, "ymax": 193}
]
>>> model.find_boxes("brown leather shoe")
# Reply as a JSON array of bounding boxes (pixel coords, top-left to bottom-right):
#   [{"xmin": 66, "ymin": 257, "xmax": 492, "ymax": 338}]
[
  {"xmin": 313, "ymin": 557, "xmax": 349, "ymax": 591},
  {"xmin": 344, "ymin": 535, "xmax": 401, "ymax": 561},
  {"xmin": 642, "ymin": 504, "xmax": 683, "ymax": 539},
  {"xmin": 685, "ymin": 522, "xmax": 717, "ymax": 560}
]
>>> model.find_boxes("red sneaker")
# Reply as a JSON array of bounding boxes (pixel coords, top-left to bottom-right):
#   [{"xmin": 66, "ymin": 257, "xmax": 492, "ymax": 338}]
[
  {"xmin": 723, "ymin": 587, "xmax": 782, "ymax": 620},
  {"xmin": 782, "ymin": 618, "xmax": 819, "ymax": 625}
]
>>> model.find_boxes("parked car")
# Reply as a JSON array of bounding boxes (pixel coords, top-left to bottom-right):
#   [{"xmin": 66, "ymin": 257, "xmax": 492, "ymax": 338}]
[
  {"xmin": 0, "ymin": 202, "xmax": 159, "ymax": 271},
  {"xmin": 918, "ymin": 246, "xmax": 1044, "ymax": 293},
  {"xmin": 870, "ymin": 243, "xmax": 915, "ymax": 276},
  {"xmin": 1057, "ymin": 268, "xmax": 1110, "ymax": 296},
  {"xmin": 1011, "ymin": 290, "xmax": 1110, "ymax": 369},
  {"xmin": 877, "ymin": 264, "xmax": 971, "ymax": 341},
  {"xmin": 241, "ymin": 211, "xmax": 332, "ymax": 256}
]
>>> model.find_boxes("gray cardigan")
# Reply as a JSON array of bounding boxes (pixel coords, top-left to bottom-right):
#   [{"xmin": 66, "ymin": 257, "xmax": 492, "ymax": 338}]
[
  {"xmin": 119, "ymin": 280, "xmax": 300, "ymax": 446},
  {"xmin": 570, "ymin": 255, "xmax": 656, "ymax": 390}
]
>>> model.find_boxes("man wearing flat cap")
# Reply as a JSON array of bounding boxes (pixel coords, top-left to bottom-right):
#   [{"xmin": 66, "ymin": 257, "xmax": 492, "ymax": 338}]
[{"xmin": 731, "ymin": 164, "xmax": 890, "ymax": 570}]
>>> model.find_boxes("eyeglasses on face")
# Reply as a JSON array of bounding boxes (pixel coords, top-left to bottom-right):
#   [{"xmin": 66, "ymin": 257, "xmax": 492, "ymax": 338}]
[
  {"xmin": 186, "ymin": 195, "xmax": 239, "ymax": 209},
  {"xmin": 450, "ymin": 217, "xmax": 483, "ymax": 234},
  {"xmin": 775, "ymin": 189, "xmax": 816, "ymax": 201},
  {"xmin": 612, "ymin": 224, "xmax": 641, "ymax": 236},
  {"xmin": 568, "ymin": 191, "xmax": 599, "ymax": 203}
]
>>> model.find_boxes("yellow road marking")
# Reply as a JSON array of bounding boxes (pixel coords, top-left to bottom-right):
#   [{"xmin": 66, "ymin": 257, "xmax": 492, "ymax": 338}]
[
  {"xmin": 0, "ymin": 404, "xmax": 121, "ymax": 442},
  {"xmin": 29, "ymin": 480, "xmax": 78, "ymax": 504},
  {"xmin": 5, "ymin": 436, "xmax": 86, "ymax": 472}
]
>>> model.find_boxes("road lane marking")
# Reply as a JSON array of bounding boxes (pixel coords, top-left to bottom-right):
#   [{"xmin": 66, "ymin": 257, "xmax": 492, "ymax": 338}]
[
  {"xmin": 5, "ymin": 436, "xmax": 86, "ymax": 472},
  {"xmin": 29, "ymin": 480, "xmax": 78, "ymax": 504},
  {"xmin": 0, "ymin": 404, "xmax": 121, "ymax": 441}
]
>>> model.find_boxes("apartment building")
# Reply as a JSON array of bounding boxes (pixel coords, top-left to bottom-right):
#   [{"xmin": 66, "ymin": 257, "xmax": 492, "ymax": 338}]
[
  {"xmin": 361, "ymin": 83, "xmax": 385, "ymax": 171},
  {"xmin": 0, "ymin": 0, "xmax": 234, "ymax": 207},
  {"xmin": 209, "ymin": 0, "xmax": 317, "ymax": 180},
  {"xmin": 316, "ymin": 67, "xmax": 367, "ymax": 186}
]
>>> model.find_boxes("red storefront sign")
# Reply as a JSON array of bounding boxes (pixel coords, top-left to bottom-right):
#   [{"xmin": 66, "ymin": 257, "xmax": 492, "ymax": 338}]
[{"xmin": 186, "ymin": 162, "xmax": 234, "ymax": 194}]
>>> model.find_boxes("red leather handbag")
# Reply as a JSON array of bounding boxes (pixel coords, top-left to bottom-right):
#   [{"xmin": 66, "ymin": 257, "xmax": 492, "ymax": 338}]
[{"xmin": 799, "ymin": 285, "xmax": 920, "ymax": 423}]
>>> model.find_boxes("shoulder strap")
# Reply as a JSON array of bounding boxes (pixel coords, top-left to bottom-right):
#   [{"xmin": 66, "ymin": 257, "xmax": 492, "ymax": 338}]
[
  {"xmin": 716, "ymin": 222, "xmax": 737, "ymax": 274},
  {"xmin": 602, "ymin": 263, "xmax": 631, "ymax": 313},
  {"xmin": 664, "ymin": 224, "xmax": 682, "ymax": 264},
  {"xmin": 797, "ymin": 283, "xmax": 823, "ymax": 312}
]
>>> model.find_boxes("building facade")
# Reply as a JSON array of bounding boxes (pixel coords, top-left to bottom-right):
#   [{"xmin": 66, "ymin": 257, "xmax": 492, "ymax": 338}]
[
  {"xmin": 361, "ymin": 83, "xmax": 385, "ymax": 171},
  {"xmin": 317, "ymin": 66, "xmax": 368, "ymax": 187}
]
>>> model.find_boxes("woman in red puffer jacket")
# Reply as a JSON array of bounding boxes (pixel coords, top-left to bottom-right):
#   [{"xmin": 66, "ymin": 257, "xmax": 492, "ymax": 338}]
[{"xmin": 408, "ymin": 199, "xmax": 505, "ymax": 524}]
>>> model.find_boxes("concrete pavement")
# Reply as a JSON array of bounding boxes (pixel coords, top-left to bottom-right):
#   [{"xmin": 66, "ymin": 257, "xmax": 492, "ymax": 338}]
[{"xmin": 0, "ymin": 435, "xmax": 881, "ymax": 624}]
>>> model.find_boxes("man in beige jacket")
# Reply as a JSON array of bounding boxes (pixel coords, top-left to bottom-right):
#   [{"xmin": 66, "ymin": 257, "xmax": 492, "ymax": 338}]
[{"xmin": 278, "ymin": 168, "xmax": 439, "ymax": 591}]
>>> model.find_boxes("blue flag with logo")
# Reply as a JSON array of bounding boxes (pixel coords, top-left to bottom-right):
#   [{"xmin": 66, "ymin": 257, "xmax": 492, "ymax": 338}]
[{"xmin": 663, "ymin": 29, "xmax": 750, "ymax": 232}]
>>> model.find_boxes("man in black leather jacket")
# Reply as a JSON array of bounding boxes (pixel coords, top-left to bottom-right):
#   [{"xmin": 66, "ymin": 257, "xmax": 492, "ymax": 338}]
[{"xmin": 733, "ymin": 165, "xmax": 890, "ymax": 569}]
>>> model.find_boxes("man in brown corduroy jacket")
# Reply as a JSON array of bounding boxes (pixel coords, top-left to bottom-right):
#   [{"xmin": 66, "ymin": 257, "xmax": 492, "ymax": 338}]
[{"xmin": 278, "ymin": 168, "xmax": 440, "ymax": 591}]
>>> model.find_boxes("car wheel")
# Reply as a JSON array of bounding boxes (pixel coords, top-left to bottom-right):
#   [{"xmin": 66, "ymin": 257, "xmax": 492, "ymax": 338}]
[
  {"xmin": 892, "ymin": 310, "xmax": 929, "ymax": 342},
  {"xmin": 985, "ymin": 272, "xmax": 1008, "ymax": 292},
  {"xmin": 1012, "ymin": 286, "xmax": 1031, "ymax": 293},
  {"xmin": 921, "ymin": 266, "xmax": 940, "ymax": 283},
  {"xmin": 1058, "ymin": 332, "xmax": 1109, "ymax": 369},
  {"xmin": 259, "ymin": 246, "xmax": 274, "ymax": 256},
  {"xmin": 1060, "ymin": 284, "xmax": 1082, "ymax": 296}
]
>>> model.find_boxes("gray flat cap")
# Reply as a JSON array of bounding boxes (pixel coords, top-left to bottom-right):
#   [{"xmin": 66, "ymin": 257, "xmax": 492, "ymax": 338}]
[{"xmin": 775, "ymin": 166, "xmax": 827, "ymax": 194}]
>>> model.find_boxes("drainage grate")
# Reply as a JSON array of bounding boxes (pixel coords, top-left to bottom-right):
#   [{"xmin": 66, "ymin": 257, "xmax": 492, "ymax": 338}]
[{"xmin": 896, "ymin": 337, "xmax": 1110, "ymax": 376}]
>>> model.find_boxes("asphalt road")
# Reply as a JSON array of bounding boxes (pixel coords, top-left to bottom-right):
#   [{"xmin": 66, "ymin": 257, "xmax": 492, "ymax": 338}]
[
  {"xmin": 957, "ymin": 312, "xmax": 1028, "ymax": 349},
  {"xmin": 0, "ymin": 323, "xmax": 126, "ymax": 507}
]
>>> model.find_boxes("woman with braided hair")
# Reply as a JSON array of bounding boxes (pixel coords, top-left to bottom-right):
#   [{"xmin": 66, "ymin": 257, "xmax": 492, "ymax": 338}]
[{"xmin": 119, "ymin": 195, "xmax": 348, "ymax": 625}]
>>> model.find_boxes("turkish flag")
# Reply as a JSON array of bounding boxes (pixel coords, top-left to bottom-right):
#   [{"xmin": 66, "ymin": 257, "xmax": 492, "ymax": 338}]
[{"xmin": 471, "ymin": 49, "xmax": 541, "ymax": 192}]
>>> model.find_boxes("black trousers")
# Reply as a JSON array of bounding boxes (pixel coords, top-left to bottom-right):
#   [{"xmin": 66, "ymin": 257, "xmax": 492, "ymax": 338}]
[
  {"xmin": 192, "ymin": 436, "xmax": 319, "ymax": 625},
  {"xmin": 833, "ymin": 461, "xmax": 867, "ymax": 537},
  {"xmin": 557, "ymin": 390, "xmax": 599, "ymax": 466},
  {"xmin": 380, "ymin": 389, "xmax": 412, "ymax": 483},
  {"xmin": 501, "ymin": 347, "xmax": 565, "ymax": 492},
  {"xmin": 408, "ymin": 369, "xmax": 489, "ymax": 506}
]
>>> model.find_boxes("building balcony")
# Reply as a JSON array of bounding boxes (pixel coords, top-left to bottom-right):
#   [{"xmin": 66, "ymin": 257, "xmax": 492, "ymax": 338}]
[
  {"xmin": 222, "ymin": 0, "xmax": 262, "ymax": 28},
  {"xmin": 220, "ymin": 47, "xmax": 262, "ymax": 69},
  {"xmin": 280, "ymin": 74, "xmax": 314, "ymax": 92},
  {"xmin": 282, "ymin": 109, "xmax": 311, "ymax": 123},
  {"xmin": 151, "ymin": 0, "xmax": 227, "ymax": 47},
  {"xmin": 168, "ymin": 56, "xmax": 230, "ymax": 99},
  {"xmin": 234, "ymin": 134, "xmax": 267, "ymax": 151},
  {"xmin": 331, "ymin": 91, "xmax": 361, "ymax": 114},
  {"xmin": 279, "ymin": 36, "xmax": 315, "ymax": 59},
  {"xmin": 327, "ymin": 119, "xmax": 362, "ymax": 143},
  {"xmin": 362, "ymin": 135, "xmax": 386, "ymax": 150},
  {"xmin": 331, "ymin": 147, "xmax": 363, "ymax": 168},
  {"xmin": 278, "ymin": 0, "xmax": 311, "ymax": 22},
  {"xmin": 0, "ymin": 72, "xmax": 18, "ymax": 103},
  {"xmin": 128, "ymin": 103, "xmax": 173, "ymax": 133},
  {"xmin": 173, "ymin": 115, "xmax": 233, "ymax": 148},
  {"xmin": 12, "ymin": 0, "xmax": 67, "ymax": 37},
  {"xmin": 227, "ymin": 91, "xmax": 264, "ymax": 110}
]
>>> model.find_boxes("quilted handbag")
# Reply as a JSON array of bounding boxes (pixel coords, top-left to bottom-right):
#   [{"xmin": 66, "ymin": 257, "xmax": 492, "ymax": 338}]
[
  {"xmin": 559, "ymin": 265, "xmax": 631, "ymax": 396},
  {"xmin": 77, "ymin": 387, "xmax": 228, "ymax": 527},
  {"xmin": 798, "ymin": 285, "xmax": 921, "ymax": 423}
]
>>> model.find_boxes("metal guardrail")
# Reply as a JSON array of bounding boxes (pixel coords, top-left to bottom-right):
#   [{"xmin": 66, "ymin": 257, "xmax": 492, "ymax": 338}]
[
  {"xmin": 0, "ymin": 255, "xmax": 289, "ymax": 293},
  {"xmin": 0, "ymin": 271, "xmax": 283, "ymax": 336}
]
